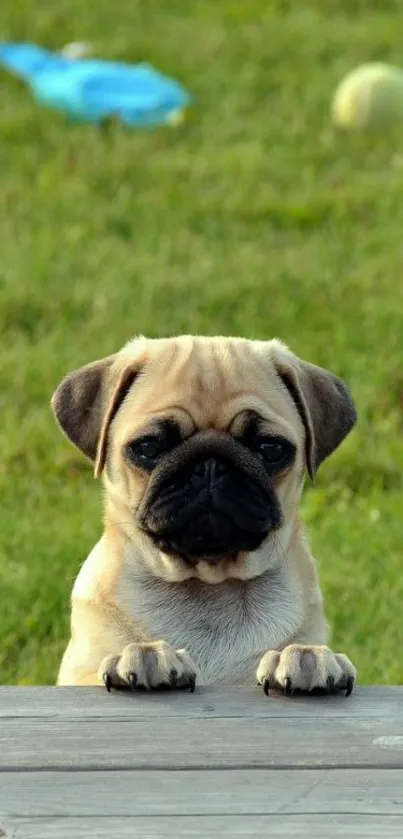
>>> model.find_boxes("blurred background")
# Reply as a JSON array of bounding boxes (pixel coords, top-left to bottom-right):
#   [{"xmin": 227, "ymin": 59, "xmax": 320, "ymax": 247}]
[{"xmin": 1, "ymin": 0, "xmax": 403, "ymax": 685}]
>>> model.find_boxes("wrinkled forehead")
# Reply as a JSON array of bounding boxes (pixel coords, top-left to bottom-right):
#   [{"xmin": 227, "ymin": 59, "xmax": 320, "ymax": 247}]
[{"xmin": 117, "ymin": 338, "xmax": 300, "ymax": 436}]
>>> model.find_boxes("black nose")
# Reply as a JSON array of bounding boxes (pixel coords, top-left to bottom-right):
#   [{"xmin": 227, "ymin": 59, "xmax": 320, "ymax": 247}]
[{"xmin": 192, "ymin": 457, "xmax": 227, "ymax": 490}]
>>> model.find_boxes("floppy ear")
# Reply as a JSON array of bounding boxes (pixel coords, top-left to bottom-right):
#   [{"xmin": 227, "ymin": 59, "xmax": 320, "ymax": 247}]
[
  {"xmin": 272, "ymin": 343, "xmax": 357, "ymax": 480},
  {"xmin": 51, "ymin": 355, "xmax": 141, "ymax": 477}
]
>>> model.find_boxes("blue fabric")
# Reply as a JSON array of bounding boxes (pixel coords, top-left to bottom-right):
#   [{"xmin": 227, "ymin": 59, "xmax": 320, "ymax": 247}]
[{"xmin": 0, "ymin": 43, "xmax": 192, "ymax": 126}]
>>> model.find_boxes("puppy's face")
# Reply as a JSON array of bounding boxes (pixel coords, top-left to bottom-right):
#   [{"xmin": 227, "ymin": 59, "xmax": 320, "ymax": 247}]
[
  {"xmin": 52, "ymin": 336, "xmax": 356, "ymax": 583},
  {"xmin": 108, "ymin": 341, "xmax": 303, "ymax": 580}
]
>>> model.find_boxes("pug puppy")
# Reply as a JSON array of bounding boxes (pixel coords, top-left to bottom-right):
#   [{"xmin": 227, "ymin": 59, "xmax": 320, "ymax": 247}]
[{"xmin": 52, "ymin": 335, "xmax": 357, "ymax": 696}]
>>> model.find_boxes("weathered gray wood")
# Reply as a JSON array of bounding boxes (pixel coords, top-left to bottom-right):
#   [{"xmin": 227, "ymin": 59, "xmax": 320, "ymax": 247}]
[
  {"xmin": 1, "ymin": 688, "xmax": 402, "ymax": 839},
  {"xmin": 2, "ymin": 815, "xmax": 403, "ymax": 838},
  {"xmin": 1, "ymin": 715, "xmax": 403, "ymax": 769},
  {"xmin": 0, "ymin": 769, "xmax": 402, "ymax": 816},
  {"xmin": 0, "ymin": 686, "xmax": 401, "ymax": 719}
]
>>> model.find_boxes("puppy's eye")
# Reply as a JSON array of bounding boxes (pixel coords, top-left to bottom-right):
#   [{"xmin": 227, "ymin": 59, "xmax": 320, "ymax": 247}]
[
  {"xmin": 126, "ymin": 437, "xmax": 164, "ymax": 466},
  {"xmin": 258, "ymin": 441, "xmax": 284, "ymax": 461},
  {"xmin": 256, "ymin": 439, "xmax": 291, "ymax": 466}
]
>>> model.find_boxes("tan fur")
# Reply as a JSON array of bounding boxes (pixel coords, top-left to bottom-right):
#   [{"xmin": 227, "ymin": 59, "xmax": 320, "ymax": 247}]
[{"xmin": 53, "ymin": 336, "xmax": 357, "ymax": 693}]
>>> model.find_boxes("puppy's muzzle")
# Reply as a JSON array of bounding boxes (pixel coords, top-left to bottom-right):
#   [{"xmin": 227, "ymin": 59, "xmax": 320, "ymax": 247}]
[{"xmin": 137, "ymin": 431, "xmax": 282, "ymax": 565}]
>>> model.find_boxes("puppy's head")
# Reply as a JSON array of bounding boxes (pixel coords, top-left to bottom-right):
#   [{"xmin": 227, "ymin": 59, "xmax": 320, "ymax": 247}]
[{"xmin": 52, "ymin": 336, "xmax": 356, "ymax": 583}]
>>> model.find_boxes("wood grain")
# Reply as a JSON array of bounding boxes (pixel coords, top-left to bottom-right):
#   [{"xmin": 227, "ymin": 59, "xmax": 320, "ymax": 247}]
[
  {"xmin": 2, "ymin": 815, "xmax": 403, "ymax": 838},
  {"xmin": 1, "ymin": 714, "xmax": 403, "ymax": 770},
  {"xmin": 0, "ymin": 686, "xmax": 401, "ymax": 719},
  {"xmin": 0, "ymin": 768, "xmax": 402, "ymax": 816},
  {"xmin": 1, "ymin": 687, "xmax": 402, "ymax": 839}
]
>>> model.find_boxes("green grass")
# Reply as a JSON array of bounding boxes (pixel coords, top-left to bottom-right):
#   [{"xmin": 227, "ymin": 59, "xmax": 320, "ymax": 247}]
[{"xmin": 1, "ymin": 0, "xmax": 403, "ymax": 685}]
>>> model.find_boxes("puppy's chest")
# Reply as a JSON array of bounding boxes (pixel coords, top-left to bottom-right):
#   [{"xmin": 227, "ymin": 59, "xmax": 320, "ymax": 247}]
[{"xmin": 126, "ymin": 575, "xmax": 300, "ymax": 685}]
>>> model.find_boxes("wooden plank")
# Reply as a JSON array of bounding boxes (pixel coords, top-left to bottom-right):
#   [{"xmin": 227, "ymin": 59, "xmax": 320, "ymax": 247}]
[
  {"xmin": 3, "ymin": 815, "xmax": 403, "ymax": 838},
  {"xmin": 0, "ymin": 686, "xmax": 402, "ymax": 720},
  {"xmin": 1, "ymin": 716, "xmax": 403, "ymax": 769},
  {"xmin": 0, "ymin": 768, "xmax": 402, "ymax": 816}
]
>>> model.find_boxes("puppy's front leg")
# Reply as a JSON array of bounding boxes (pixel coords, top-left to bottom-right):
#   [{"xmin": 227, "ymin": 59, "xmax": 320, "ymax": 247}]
[
  {"xmin": 58, "ymin": 598, "xmax": 197, "ymax": 692},
  {"xmin": 256, "ymin": 604, "xmax": 356, "ymax": 698},
  {"xmin": 100, "ymin": 641, "xmax": 197, "ymax": 693}
]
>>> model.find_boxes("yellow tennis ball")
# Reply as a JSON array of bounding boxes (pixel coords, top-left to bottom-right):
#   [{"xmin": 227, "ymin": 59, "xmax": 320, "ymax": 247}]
[{"xmin": 332, "ymin": 63, "xmax": 403, "ymax": 130}]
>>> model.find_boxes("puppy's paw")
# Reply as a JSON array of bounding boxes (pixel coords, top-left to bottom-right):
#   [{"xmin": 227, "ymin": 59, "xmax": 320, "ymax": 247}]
[
  {"xmin": 257, "ymin": 644, "xmax": 356, "ymax": 698},
  {"xmin": 99, "ymin": 641, "xmax": 197, "ymax": 693}
]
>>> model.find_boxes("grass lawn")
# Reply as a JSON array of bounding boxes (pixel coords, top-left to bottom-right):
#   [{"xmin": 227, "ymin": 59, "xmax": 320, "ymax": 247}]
[{"xmin": 1, "ymin": 0, "xmax": 403, "ymax": 685}]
